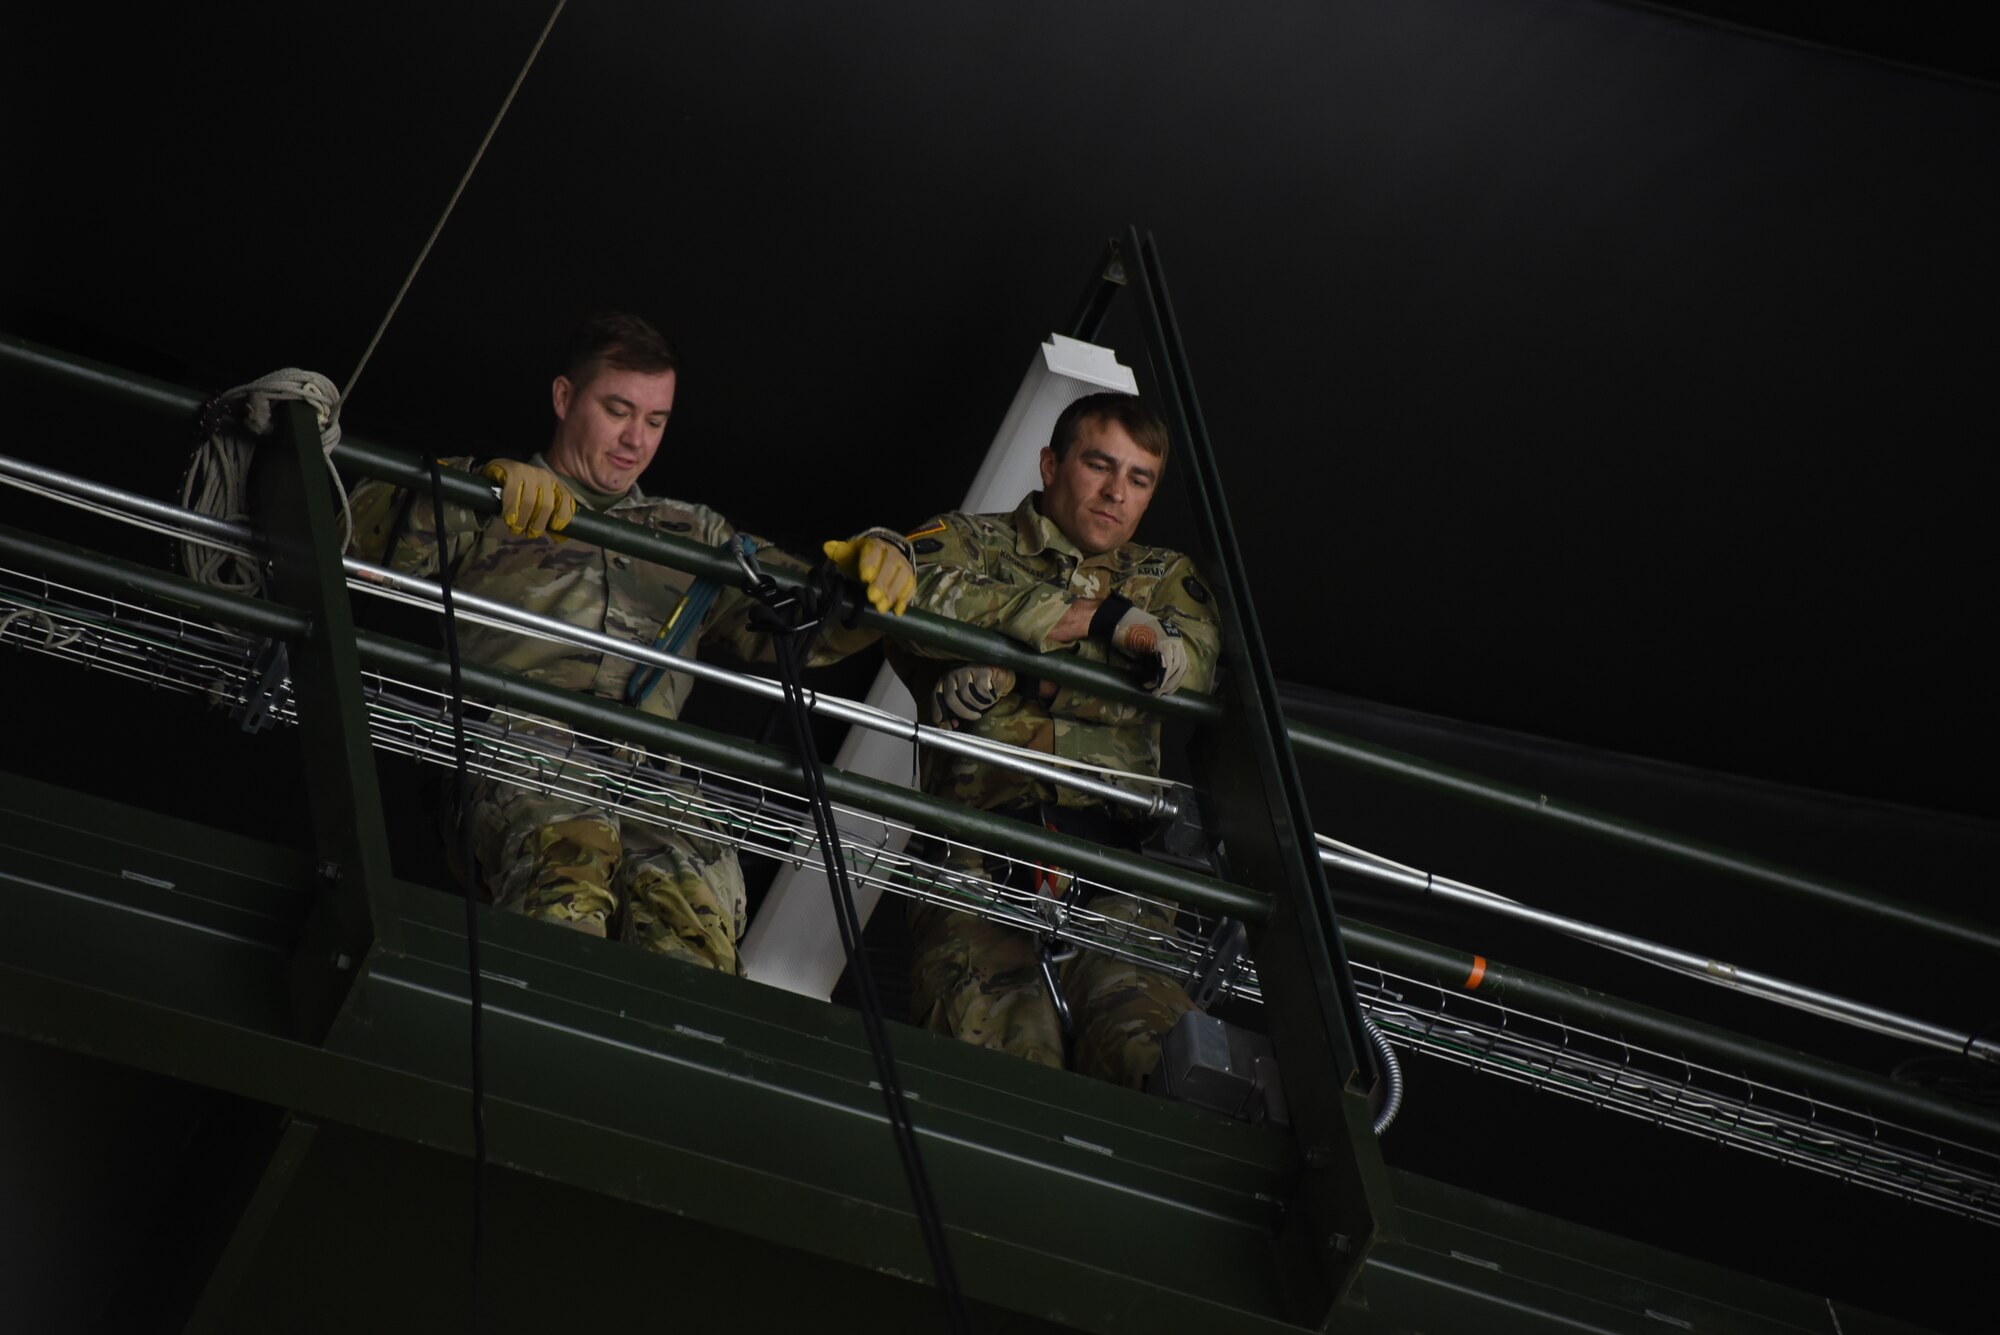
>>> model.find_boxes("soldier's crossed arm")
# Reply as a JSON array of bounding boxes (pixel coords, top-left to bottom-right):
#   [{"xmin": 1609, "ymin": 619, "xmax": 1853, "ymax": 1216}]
[
  {"xmin": 1145, "ymin": 552, "xmax": 1224, "ymax": 697},
  {"xmin": 1045, "ymin": 552, "xmax": 1223, "ymax": 724},
  {"xmin": 901, "ymin": 513, "xmax": 1078, "ymax": 659}
]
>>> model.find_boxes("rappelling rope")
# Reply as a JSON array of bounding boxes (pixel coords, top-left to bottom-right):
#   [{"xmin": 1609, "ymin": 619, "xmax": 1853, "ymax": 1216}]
[{"xmin": 180, "ymin": 367, "xmax": 347, "ymax": 595}]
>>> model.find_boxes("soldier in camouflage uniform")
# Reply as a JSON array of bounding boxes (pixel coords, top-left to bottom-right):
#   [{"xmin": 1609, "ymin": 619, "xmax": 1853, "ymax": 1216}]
[
  {"xmin": 887, "ymin": 392, "xmax": 1222, "ymax": 1087},
  {"xmin": 348, "ymin": 312, "xmax": 915, "ymax": 975}
]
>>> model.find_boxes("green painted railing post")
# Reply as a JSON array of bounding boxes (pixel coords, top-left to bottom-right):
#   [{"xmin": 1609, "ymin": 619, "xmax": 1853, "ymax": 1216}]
[{"xmin": 249, "ymin": 400, "xmax": 402, "ymax": 1041}]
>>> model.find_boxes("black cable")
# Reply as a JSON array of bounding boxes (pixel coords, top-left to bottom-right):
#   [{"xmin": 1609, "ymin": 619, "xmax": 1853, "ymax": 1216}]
[
  {"xmin": 753, "ymin": 573, "xmax": 969, "ymax": 1335},
  {"xmin": 426, "ymin": 458, "xmax": 488, "ymax": 1331}
]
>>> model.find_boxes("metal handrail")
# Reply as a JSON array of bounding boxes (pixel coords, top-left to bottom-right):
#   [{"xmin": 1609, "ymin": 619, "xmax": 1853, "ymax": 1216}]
[{"xmin": 5, "ymin": 328, "xmax": 1995, "ymax": 957}]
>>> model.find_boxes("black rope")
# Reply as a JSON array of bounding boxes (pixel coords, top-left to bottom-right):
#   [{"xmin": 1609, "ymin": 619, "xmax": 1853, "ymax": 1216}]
[
  {"xmin": 748, "ymin": 562, "xmax": 969, "ymax": 1334},
  {"xmin": 426, "ymin": 457, "xmax": 488, "ymax": 1331}
]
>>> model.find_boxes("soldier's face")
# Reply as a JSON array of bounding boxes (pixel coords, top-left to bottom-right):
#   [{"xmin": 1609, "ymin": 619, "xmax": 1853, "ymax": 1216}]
[
  {"xmin": 546, "ymin": 365, "xmax": 677, "ymax": 496},
  {"xmin": 1037, "ymin": 418, "xmax": 1159, "ymax": 555}
]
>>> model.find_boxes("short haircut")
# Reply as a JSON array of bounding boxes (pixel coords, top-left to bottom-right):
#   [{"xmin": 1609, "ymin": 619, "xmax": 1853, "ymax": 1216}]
[
  {"xmin": 1049, "ymin": 392, "xmax": 1169, "ymax": 466},
  {"xmin": 559, "ymin": 311, "xmax": 680, "ymax": 388}
]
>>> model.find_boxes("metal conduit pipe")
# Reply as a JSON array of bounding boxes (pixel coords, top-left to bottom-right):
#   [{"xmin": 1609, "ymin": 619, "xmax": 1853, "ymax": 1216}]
[
  {"xmin": 0, "ymin": 453, "xmax": 261, "ymax": 553},
  {"xmin": 1320, "ymin": 843, "xmax": 2000, "ymax": 1066},
  {"xmin": 7, "ymin": 333, "xmax": 1990, "ymax": 958},
  {"xmin": 1343, "ymin": 919, "xmax": 2000, "ymax": 1149},
  {"xmin": 1292, "ymin": 721, "xmax": 2000, "ymax": 958}
]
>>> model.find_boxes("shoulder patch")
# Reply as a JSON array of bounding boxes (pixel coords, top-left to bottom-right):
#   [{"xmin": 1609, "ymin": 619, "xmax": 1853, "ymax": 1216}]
[
  {"xmin": 1182, "ymin": 574, "xmax": 1211, "ymax": 604},
  {"xmin": 656, "ymin": 519, "xmax": 694, "ymax": 533},
  {"xmin": 905, "ymin": 520, "xmax": 949, "ymax": 541},
  {"xmin": 912, "ymin": 537, "xmax": 945, "ymax": 555}
]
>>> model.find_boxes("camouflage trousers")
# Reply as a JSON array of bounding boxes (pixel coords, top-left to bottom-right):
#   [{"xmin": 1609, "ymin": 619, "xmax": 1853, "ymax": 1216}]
[
  {"xmin": 462, "ymin": 774, "xmax": 749, "ymax": 975},
  {"xmin": 907, "ymin": 836, "xmax": 1198, "ymax": 1089}
]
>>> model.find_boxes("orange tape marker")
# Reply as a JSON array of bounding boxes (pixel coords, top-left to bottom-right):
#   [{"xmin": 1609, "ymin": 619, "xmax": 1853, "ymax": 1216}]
[{"xmin": 1463, "ymin": 955, "xmax": 1488, "ymax": 990}]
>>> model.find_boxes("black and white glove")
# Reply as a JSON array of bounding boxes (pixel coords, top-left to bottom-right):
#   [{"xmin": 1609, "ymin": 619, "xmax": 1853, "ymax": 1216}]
[
  {"xmin": 1091, "ymin": 595, "xmax": 1188, "ymax": 696},
  {"xmin": 928, "ymin": 663, "xmax": 1017, "ymax": 726}
]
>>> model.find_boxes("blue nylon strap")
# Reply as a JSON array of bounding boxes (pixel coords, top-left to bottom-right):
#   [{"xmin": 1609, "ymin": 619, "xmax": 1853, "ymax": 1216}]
[{"xmin": 624, "ymin": 535, "xmax": 758, "ymax": 705}]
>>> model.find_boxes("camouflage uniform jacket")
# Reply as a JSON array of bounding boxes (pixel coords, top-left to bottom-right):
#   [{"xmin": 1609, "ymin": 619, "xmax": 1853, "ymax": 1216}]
[
  {"xmin": 890, "ymin": 493, "xmax": 1222, "ymax": 815},
  {"xmin": 348, "ymin": 454, "xmax": 880, "ymax": 724}
]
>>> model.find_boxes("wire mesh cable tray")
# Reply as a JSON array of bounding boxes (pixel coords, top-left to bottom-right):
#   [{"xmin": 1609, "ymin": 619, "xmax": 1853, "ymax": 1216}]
[{"xmin": 4, "ymin": 561, "xmax": 1996, "ymax": 1226}]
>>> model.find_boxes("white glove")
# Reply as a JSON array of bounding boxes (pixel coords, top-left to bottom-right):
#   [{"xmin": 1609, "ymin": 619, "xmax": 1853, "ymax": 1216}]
[
  {"xmin": 928, "ymin": 663, "xmax": 1016, "ymax": 726},
  {"xmin": 1108, "ymin": 604, "xmax": 1188, "ymax": 697}
]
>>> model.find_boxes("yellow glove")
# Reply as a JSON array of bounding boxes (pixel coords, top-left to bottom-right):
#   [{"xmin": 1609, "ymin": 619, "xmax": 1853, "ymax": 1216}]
[
  {"xmin": 482, "ymin": 459, "xmax": 576, "ymax": 539},
  {"xmin": 822, "ymin": 530, "xmax": 915, "ymax": 616}
]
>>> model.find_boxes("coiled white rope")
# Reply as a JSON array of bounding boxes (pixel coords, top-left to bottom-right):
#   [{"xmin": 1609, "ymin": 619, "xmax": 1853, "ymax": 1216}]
[{"xmin": 180, "ymin": 368, "xmax": 348, "ymax": 595}]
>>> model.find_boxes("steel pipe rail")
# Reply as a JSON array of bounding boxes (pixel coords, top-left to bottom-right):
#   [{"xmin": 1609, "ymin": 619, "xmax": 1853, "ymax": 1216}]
[
  {"xmin": 0, "ymin": 452, "xmax": 260, "ymax": 555},
  {"xmin": 0, "ymin": 448, "xmax": 1176, "ymax": 821},
  {"xmin": 1292, "ymin": 721, "xmax": 2000, "ymax": 957},
  {"xmin": 1319, "ymin": 841, "xmax": 2000, "ymax": 1066},
  {"xmin": 0, "ymin": 331, "xmax": 1211, "ymax": 720},
  {"xmin": 8, "ymin": 331, "xmax": 1993, "ymax": 957},
  {"xmin": 9, "ymin": 446, "xmax": 1997, "ymax": 1067},
  {"xmin": 345, "ymin": 556, "xmax": 1175, "ymax": 820},
  {"xmin": 330, "ymin": 436, "xmax": 1215, "ymax": 722}
]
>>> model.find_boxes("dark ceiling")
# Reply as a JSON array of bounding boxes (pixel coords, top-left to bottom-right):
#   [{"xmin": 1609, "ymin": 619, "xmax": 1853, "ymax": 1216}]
[{"xmin": 2, "ymin": 2, "xmax": 1995, "ymax": 1329}]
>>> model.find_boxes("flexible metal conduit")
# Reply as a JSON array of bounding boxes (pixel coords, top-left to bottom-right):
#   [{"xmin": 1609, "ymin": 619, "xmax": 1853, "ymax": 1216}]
[{"xmin": 1362, "ymin": 1014, "xmax": 1403, "ymax": 1135}]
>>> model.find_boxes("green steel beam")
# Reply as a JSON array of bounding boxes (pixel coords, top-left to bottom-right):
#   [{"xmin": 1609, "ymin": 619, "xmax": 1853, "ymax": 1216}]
[
  {"xmin": 6, "ymin": 331, "xmax": 1980, "ymax": 960},
  {"xmin": 1362, "ymin": 1169, "xmax": 1940, "ymax": 1335},
  {"xmin": 1125, "ymin": 228, "xmax": 1393, "ymax": 1326},
  {"xmin": 4, "ymin": 759, "xmax": 1982, "ymax": 1163},
  {"xmin": 182, "ymin": 1117, "xmax": 320, "ymax": 1335},
  {"xmin": 247, "ymin": 400, "xmax": 403, "ymax": 1042},
  {"xmin": 0, "ymin": 774, "xmax": 300, "ymax": 1037},
  {"xmin": 0, "ymin": 783, "xmax": 1304, "ymax": 1333},
  {"xmin": 0, "ymin": 770, "xmax": 1945, "ymax": 1333}
]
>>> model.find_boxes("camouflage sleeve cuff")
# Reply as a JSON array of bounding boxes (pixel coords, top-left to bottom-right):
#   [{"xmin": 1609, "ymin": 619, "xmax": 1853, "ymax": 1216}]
[
  {"xmin": 1089, "ymin": 592, "xmax": 1138, "ymax": 641},
  {"xmin": 857, "ymin": 525, "xmax": 914, "ymax": 566}
]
